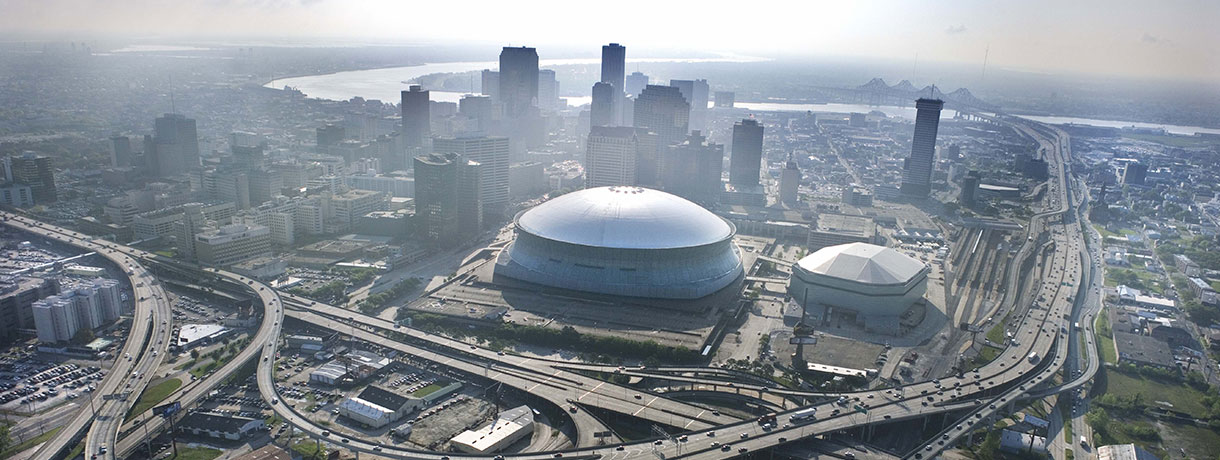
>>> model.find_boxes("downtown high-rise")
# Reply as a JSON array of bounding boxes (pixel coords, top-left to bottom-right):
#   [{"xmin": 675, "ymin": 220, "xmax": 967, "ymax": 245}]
[
  {"xmin": 498, "ymin": 47, "xmax": 539, "ymax": 119},
  {"xmin": 900, "ymin": 98, "xmax": 944, "ymax": 197},
  {"xmin": 729, "ymin": 119, "xmax": 764, "ymax": 186},
  {"xmin": 600, "ymin": 43, "xmax": 625, "ymax": 90},
  {"xmin": 145, "ymin": 113, "xmax": 200, "ymax": 177},
  {"xmin": 401, "ymin": 85, "xmax": 430, "ymax": 150}
]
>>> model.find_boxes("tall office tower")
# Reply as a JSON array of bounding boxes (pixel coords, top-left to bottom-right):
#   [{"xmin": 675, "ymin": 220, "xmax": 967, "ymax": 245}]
[
  {"xmin": 625, "ymin": 71, "xmax": 649, "ymax": 97},
  {"xmin": 633, "ymin": 85, "xmax": 690, "ymax": 148},
  {"xmin": 590, "ymin": 82, "xmax": 617, "ymax": 127},
  {"xmin": 414, "ymin": 153, "xmax": 482, "ymax": 246},
  {"xmin": 537, "ymin": 69, "xmax": 559, "ymax": 111},
  {"xmin": 91, "ymin": 278, "xmax": 124, "ymax": 321},
  {"xmin": 175, "ymin": 203, "xmax": 208, "ymax": 261},
  {"xmin": 109, "ymin": 135, "xmax": 133, "ymax": 168},
  {"xmin": 316, "ymin": 124, "xmax": 346, "ymax": 149},
  {"xmin": 247, "ymin": 168, "xmax": 283, "ymax": 206},
  {"xmin": 585, "ymin": 126, "xmax": 644, "ymax": 188},
  {"xmin": 459, "ymin": 95, "xmax": 496, "ymax": 132},
  {"xmin": 601, "ymin": 43, "xmax": 626, "ymax": 90},
  {"xmin": 3, "ymin": 152, "xmax": 56, "ymax": 204},
  {"xmin": 455, "ymin": 159, "xmax": 484, "ymax": 235},
  {"xmin": 960, "ymin": 170, "xmax": 980, "ymax": 207},
  {"xmin": 1123, "ymin": 162, "xmax": 1148, "ymax": 185},
  {"xmin": 729, "ymin": 119, "xmax": 764, "ymax": 186},
  {"xmin": 669, "ymin": 79, "xmax": 709, "ymax": 132},
  {"xmin": 900, "ymin": 98, "xmax": 944, "ymax": 197},
  {"xmin": 660, "ymin": 131, "xmax": 724, "ymax": 205},
  {"xmin": 32, "ymin": 296, "xmax": 78, "ymax": 343},
  {"xmin": 498, "ymin": 47, "xmax": 539, "ymax": 119},
  {"xmin": 401, "ymin": 85, "xmax": 431, "ymax": 150},
  {"xmin": 480, "ymin": 69, "xmax": 500, "ymax": 101},
  {"xmin": 431, "ymin": 136, "xmax": 509, "ymax": 216},
  {"xmin": 229, "ymin": 131, "xmax": 266, "ymax": 169},
  {"xmin": 779, "ymin": 153, "xmax": 800, "ymax": 205},
  {"xmin": 714, "ymin": 91, "xmax": 735, "ymax": 108},
  {"xmin": 147, "ymin": 113, "xmax": 201, "ymax": 177}
]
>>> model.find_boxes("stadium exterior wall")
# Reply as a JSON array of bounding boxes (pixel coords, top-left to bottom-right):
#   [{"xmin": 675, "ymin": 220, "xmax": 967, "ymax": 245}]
[
  {"xmin": 788, "ymin": 263, "xmax": 928, "ymax": 316},
  {"xmin": 495, "ymin": 223, "xmax": 742, "ymax": 299}
]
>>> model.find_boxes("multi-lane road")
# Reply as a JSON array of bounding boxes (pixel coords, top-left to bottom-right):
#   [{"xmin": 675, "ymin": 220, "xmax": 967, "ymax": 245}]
[{"xmin": 1, "ymin": 212, "xmax": 173, "ymax": 460}]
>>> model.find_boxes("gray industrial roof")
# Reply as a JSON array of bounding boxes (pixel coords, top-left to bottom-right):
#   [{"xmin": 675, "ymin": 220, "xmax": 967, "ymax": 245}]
[{"xmin": 516, "ymin": 186, "xmax": 733, "ymax": 249}]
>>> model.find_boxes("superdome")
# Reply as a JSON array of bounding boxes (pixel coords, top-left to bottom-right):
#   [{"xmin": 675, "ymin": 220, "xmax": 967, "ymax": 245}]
[
  {"xmin": 495, "ymin": 187, "xmax": 742, "ymax": 299},
  {"xmin": 516, "ymin": 186, "xmax": 734, "ymax": 249},
  {"xmin": 789, "ymin": 243, "xmax": 929, "ymax": 324}
]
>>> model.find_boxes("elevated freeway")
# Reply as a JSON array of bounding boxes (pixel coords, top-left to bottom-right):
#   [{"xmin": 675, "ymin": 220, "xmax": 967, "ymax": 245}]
[{"xmin": 0, "ymin": 212, "xmax": 173, "ymax": 460}]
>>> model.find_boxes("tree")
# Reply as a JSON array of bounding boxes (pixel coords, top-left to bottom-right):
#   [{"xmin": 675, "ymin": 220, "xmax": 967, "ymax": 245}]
[
  {"xmin": 190, "ymin": 349, "xmax": 200, "ymax": 359},
  {"xmin": 71, "ymin": 328, "xmax": 95, "ymax": 346}
]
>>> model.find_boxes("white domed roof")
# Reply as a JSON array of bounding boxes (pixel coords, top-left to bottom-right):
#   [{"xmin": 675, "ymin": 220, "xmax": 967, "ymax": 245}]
[
  {"xmin": 516, "ymin": 186, "xmax": 733, "ymax": 249},
  {"xmin": 796, "ymin": 243, "xmax": 927, "ymax": 285}
]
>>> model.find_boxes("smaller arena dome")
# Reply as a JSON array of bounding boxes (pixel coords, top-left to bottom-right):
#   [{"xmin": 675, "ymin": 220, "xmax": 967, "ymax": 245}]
[{"xmin": 788, "ymin": 243, "xmax": 929, "ymax": 323}]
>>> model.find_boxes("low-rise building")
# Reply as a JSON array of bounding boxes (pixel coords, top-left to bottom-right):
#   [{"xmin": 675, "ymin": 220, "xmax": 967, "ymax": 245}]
[
  {"xmin": 1097, "ymin": 443, "xmax": 1159, "ymax": 460},
  {"xmin": 177, "ymin": 412, "xmax": 266, "ymax": 440},
  {"xmin": 0, "ymin": 276, "xmax": 57, "ymax": 344},
  {"xmin": 450, "ymin": 405, "xmax": 535, "ymax": 454},
  {"xmin": 1113, "ymin": 331, "xmax": 1176, "ymax": 370},
  {"xmin": 194, "ymin": 223, "xmax": 272, "ymax": 267},
  {"xmin": 336, "ymin": 385, "xmax": 422, "ymax": 428},
  {"xmin": 806, "ymin": 213, "xmax": 877, "ymax": 251}
]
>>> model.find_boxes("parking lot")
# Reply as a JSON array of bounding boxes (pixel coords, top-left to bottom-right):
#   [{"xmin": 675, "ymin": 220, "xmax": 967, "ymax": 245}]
[{"xmin": 0, "ymin": 355, "xmax": 107, "ymax": 413}]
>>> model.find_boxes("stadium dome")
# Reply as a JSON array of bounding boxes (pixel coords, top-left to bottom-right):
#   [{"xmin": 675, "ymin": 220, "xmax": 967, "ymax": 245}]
[
  {"xmin": 495, "ymin": 186, "xmax": 742, "ymax": 299},
  {"xmin": 788, "ymin": 243, "xmax": 929, "ymax": 317}
]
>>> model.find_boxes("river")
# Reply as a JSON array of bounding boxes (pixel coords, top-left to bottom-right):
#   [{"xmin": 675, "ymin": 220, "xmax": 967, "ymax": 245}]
[{"xmin": 265, "ymin": 61, "xmax": 1220, "ymax": 135}]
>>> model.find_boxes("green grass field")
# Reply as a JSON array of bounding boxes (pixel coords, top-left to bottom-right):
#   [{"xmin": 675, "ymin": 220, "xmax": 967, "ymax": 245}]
[
  {"xmin": 165, "ymin": 446, "xmax": 223, "ymax": 460},
  {"xmin": 1, "ymin": 426, "xmax": 63, "ymax": 458},
  {"xmin": 411, "ymin": 383, "xmax": 444, "ymax": 397},
  {"xmin": 1100, "ymin": 369, "xmax": 1210, "ymax": 417},
  {"xmin": 127, "ymin": 378, "xmax": 182, "ymax": 421}
]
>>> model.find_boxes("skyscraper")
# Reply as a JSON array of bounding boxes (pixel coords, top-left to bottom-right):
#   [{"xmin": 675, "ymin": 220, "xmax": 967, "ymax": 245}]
[
  {"xmin": 601, "ymin": 43, "xmax": 626, "ymax": 90},
  {"xmin": 3, "ymin": 152, "xmax": 56, "ymax": 204},
  {"xmin": 661, "ymin": 131, "xmax": 724, "ymax": 205},
  {"xmin": 109, "ymin": 135, "xmax": 132, "ymax": 168},
  {"xmin": 432, "ymin": 135, "xmax": 510, "ymax": 216},
  {"xmin": 1123, "ymin": 162, "xmax": 1148, "ymax": 185},
  {"xmin": 459, "ymin": 95, "xmax": 496, "ymax": 132},
  {"xmin": 414, "ymin": 153, "xmax": 482, "ymax": 246},
  {"xmin": 625, "ymin": 71, "xmax": 649, "ymax": 97},
  {"xmin": 480, "ymin": 69, "xmax": 500, "ymax": 101},
  {"xmin": 714, "ymin": 91, "xmax": 735, "ymax": 108},
  {"xmin": 779, "ymin": 154, "xmax": 800, "ymax": 205},
  {"xmin": 590, "ymin": 82, "xmax": 617, "ymax": 128},
  {"xmin": 147, "ymin": 113, "xmax": 200, "ymax": 177},
  {"xmin": 633, "ymin": 85, "xmax": 690, "ymax": 148},
  {"xmin": 585, "ymin": 126, "xmax": 642, "ymax": 188},
  {"xmin": 900, "ymin": 98, "xmax": 944, "ymax": 197},
  {"xmin": 401, "ymin": 85, "xmax": 431, "ymax": 149},
  {"xmin": 669, "ymin": 79, "xmax": 709, "ymax": 132},
  {"xmin": 498, "ymin": 47, "xmax": 539, "ymax": 119},
  {"xmin": 537, "ymin": 69, "xmax": 560, "ymax": 111},
  {"xmin": 316, "ymin": 124, "xmax": 345, "ymax": 150},
  {"xmin": 729, "ymin": 119, "xmax": 764, "ymax": 186}
]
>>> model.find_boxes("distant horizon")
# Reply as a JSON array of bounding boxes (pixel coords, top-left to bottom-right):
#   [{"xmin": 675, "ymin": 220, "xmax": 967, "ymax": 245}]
[
  {"xmin": 1, "ymin": 0, "xmax": 1216, "ymax": 82},
  {"xmin": 5, "ymin": 34, "xmax": 1218, "ymax": 90}
]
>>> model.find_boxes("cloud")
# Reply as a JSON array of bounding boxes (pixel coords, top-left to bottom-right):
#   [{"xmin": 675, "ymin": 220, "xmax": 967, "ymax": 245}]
[{"xmin": 944, "ymin": 24, "xmax": 967, "ymax": 35}]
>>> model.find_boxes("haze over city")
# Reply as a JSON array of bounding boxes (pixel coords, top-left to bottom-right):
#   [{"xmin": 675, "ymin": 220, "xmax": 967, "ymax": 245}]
[{"xmin": 0, "ymin": 2, "xmax": 1218, "ymax": 460}]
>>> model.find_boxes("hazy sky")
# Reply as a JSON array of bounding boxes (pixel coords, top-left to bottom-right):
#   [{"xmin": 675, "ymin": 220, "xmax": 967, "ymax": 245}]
[{"xmin": 3, "ymin": 0, "xmax": 1217, "ymax": 82}]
